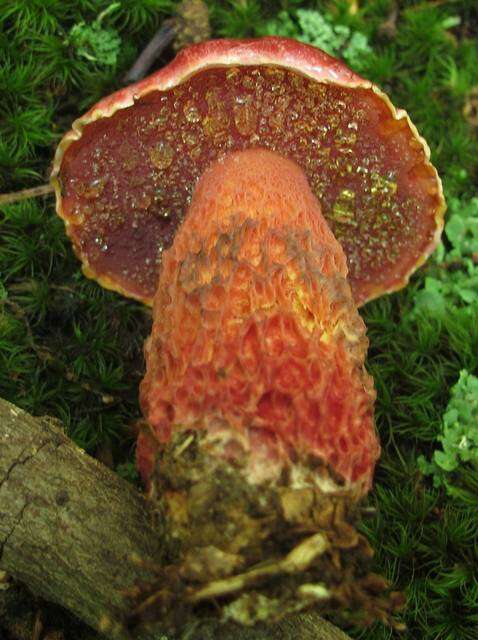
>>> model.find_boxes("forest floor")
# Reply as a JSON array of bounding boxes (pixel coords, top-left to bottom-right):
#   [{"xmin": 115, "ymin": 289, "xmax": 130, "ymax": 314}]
[{"xmin": 1, "ymin": 1, "xmax": 478, "ymax": 639}]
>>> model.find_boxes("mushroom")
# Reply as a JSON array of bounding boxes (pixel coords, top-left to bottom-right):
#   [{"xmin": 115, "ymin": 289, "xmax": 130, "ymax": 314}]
[{"xmin": 51, "ymin": 38, "xmax": 444, "ymax": 631}]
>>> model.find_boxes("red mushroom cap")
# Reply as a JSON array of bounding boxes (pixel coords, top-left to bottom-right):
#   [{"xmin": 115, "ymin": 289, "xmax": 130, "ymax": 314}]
[{"xmin": 51, "ymin": 37, "xmax": 445, "ymax": 306}]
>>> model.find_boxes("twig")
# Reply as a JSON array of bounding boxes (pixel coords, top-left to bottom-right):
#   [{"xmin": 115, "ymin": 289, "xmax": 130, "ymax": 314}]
[
  {"xmin": 0, "ymin": 184, "xmax": 54, "ymax": 207},
  {"xmin": 122, "ymin": 20, "xmax": 177, "ymax": 85},
  {"xmin": 407, "ymin": 0, "xmax": 449, "ymax": 10},
  {"xmin": 32, "ymin": 610, "xmax": 43, "ymax": 640},
  {"xmin": 378, "ymin": 3, "xmax": 398, "ymax": 39},
  {"xmin": 122, "ymin": 0, "xmax": 210, "ymax": 84}
]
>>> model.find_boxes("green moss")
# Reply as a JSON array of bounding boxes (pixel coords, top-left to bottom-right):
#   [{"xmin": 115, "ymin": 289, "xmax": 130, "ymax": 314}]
[{"xmin": 1, "ymin": 1, "xmax": 478, "ymax": 639}]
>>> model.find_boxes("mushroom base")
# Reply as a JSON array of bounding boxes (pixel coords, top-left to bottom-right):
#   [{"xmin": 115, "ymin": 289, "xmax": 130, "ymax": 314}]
[{"xmin": 124, "ymin": 430, "xmax": 404, "ymax": 634}]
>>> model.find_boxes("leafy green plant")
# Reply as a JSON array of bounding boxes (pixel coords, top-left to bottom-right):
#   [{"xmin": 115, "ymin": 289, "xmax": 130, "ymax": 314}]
[
  {"xmin": 412, "ymin": 197, "xmax": 478, "ymax": 317},
  {"xmin": 445, "ymin": 197, "xmax": 478, "ymax": 260},
  {"xmin": 263, "ymin": 8, "xmax": 373, "ymax": 71},
  {"xmin": 67, "ymin": 3, "xmax": 121, "ymax": 66},
  {"xmin": 419, "ymin": 370, "xmax": 478, "ymax": 495}
]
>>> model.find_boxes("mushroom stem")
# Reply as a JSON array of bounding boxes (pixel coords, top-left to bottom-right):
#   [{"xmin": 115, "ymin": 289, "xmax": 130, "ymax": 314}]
[{"xmin": 132, "ymin": 149, "xmax": 397, "ymax": 631}]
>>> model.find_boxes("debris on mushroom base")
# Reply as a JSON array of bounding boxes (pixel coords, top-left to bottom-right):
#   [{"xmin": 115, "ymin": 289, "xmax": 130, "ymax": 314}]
[{"xmin": 134, "ymin": 149, "xmax": 402, "ymax": 631}]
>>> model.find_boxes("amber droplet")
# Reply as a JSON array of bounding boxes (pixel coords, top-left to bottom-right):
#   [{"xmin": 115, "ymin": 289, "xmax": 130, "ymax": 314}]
[
  {"xmin": 234, "ymin": 100, "xmax": 258, "ymax": 137},
  {"xmin": 150, "ymin": 107, "xmax": 170, "ymax": 130},
  {"xmin": 241, "ymin": 75, "xmax": 255, "ymax": 90},
  {"xmin": 119, "ymin": 141, "xmax": 138, "ymax": 171},
  {"xmin": 149, "ymin": 142, "xmax": 174, "ymax": 169},
  {"xmin": 332, "ymin": 189, "xmax": 357, "ymax": 226},
  {"xmin": 83, "ymin": 177, "xmax": 106, "ymax": 199},
  {"xmin": 183, "ymin": 100, "xmax": 201, "ymax": 123},
  {"xmin": 203, "ymin": 88, "xmax": 230, "ymax": 138},
  {"xmin": 182, "ymin": 131, "xmax": 198, "ymax": 147},
  {"xmin": 370, "ymin": 172, "xmax": 397, "ymax": 196},
  {"xmin": 137, "ymin": 193, "xmax": 152, "ymax": 210}
]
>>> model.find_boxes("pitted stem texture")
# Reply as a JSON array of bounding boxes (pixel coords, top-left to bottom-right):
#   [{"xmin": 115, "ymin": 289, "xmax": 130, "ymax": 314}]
[{"xmin": 140, "ymin": 149, "xmax": 379, "ymax": 493}]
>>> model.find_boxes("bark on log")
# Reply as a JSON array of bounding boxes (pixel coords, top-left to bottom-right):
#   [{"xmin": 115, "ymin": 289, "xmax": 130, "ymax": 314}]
[{"xmin": 0, "ymin": 397, "xmax": 351, "ymax": 640}]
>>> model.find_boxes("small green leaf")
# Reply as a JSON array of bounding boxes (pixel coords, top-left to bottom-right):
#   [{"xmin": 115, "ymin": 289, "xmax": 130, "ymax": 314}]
[
  {"xmin": 441, "ymin": 16, "xmax": 461, "ymax": 30},
  {"xmin": 434, "ymin": 449, "xmax": 458, "ymax": 472},
  {"xmin": 421, "ymin": 371, "xmax": 478, "ymax": 495},
  {"xmin": 343, "ymin": 32, "xmax": 373, "ymax": 69},
  {"xmin": 411, "ymin": 197, "xmax": 478, "ymax": 318},
  {"xmin": 413, "ymin": 277, "xmax": 447, "ymax": 317}
]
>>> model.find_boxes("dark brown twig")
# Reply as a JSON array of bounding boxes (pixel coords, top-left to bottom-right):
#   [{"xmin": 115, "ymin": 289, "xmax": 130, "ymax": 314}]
[
  {"xmin": 378, "ymin": 3, "xmax": 398, "ymax": 39},
  {"xmin": 122, "ymin": 20, "xmax": 177, "ymax": 85}
]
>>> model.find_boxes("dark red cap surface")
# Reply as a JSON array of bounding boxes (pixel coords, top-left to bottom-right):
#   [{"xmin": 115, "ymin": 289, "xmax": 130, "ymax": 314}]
[{"xmin": 52, "ymin": 38, "xmax": 445, "ymax": 306}]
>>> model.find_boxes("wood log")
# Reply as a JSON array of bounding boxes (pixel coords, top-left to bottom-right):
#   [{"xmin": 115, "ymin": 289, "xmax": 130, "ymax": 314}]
[{"xmin": 0, "ymin": 397, "xmax": 351, "ymax": 640}]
